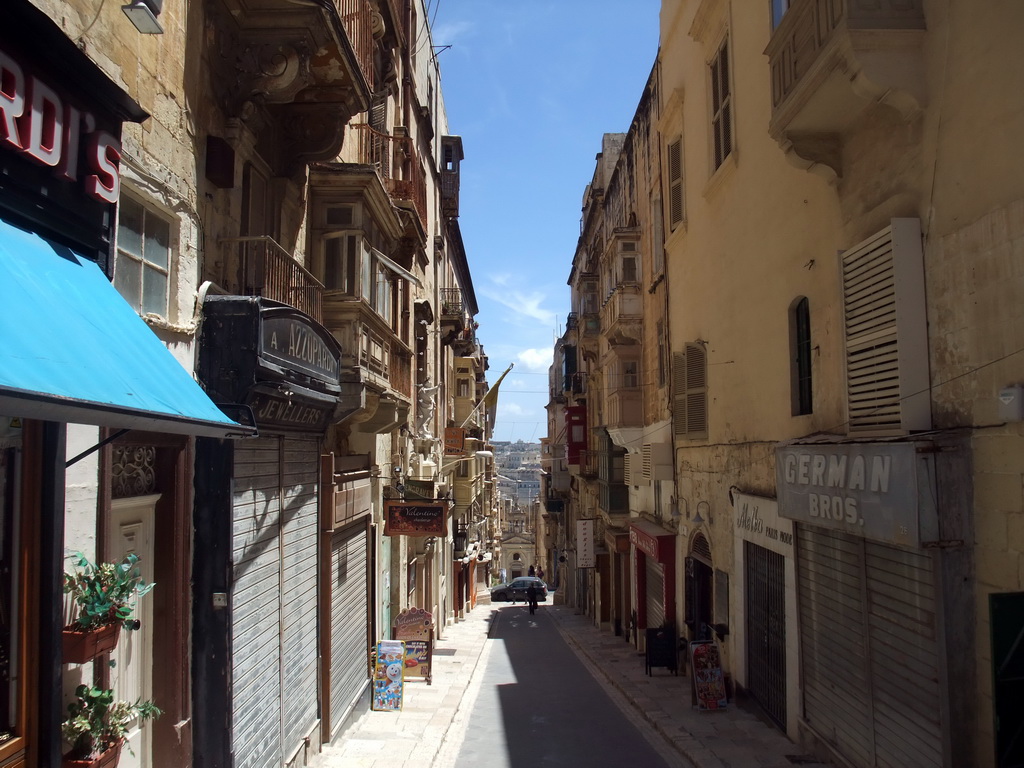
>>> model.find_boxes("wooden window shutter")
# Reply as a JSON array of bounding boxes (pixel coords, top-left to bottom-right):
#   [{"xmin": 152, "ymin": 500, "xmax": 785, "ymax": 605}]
[
  {"xmin": 841, "ymin": 219, "xmax": 928, "ymax": 433},
  {"xmin": 623, "ymin": 452, "xmax": 633, "ymax": 485},
  {"xmin": 685, "ymin": 343, "xmax": 708, "ymax": 437},
  {"xmin": 668, "ymin": 138, "xmax": 683, "ymax": 229},
  {"xmin": 673, "ymin": 345, "xmax": 708, "ymax": 438},
  {"xmin": 672, "ymin": 352, "xmax": 687, "ymax": 436},
  {"xmin": 642, "ymin": 444, "xmax": 653, "ymax": 480}
]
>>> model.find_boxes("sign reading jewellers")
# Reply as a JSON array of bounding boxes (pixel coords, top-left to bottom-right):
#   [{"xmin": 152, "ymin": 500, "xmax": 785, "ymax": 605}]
[{"xmin": 775, "ymin": 442, "xmax": 935, "ymax": 548}]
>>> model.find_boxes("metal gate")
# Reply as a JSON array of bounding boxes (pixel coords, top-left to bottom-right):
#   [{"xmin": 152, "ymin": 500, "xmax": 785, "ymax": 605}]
[
  {"xmin": 745, "ymin": 540, "xmax": 786, "ymax": 729},
  {"xmin": 798, "ymin": 525, "xmax": 943, "ymax": 768},
  {"xmin": 645, "ymin": 556, "xmax": 665, "ymax": 629},
  {"xmin": 328, "ymin": 521, "xmax": 369, "ymax": 737}
]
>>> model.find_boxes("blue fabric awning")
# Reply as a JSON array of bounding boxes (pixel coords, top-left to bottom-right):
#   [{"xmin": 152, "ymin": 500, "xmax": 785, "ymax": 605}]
[{"xmin": 0, "ymin": 219, "xmax": 253, "ymax": 437}]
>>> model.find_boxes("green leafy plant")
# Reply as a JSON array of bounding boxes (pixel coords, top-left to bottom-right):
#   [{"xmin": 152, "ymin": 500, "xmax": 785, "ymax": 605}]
[
  {"xmin": 61, "ymin": 684, "xmax": 161, "ymax": 759},
  {"xmin": 63, "ymin": 552, "xmax": 155, "ymax": 632}
]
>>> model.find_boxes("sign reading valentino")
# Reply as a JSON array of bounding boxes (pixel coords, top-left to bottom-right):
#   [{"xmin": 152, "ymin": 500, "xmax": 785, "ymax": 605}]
[
  {"xmin": 384, "ymin": 500, "xmax": 447, "ymax": 537},
  {"xmin": 775, "ymin": 442, "xmax": 921, "ymax": 547}
]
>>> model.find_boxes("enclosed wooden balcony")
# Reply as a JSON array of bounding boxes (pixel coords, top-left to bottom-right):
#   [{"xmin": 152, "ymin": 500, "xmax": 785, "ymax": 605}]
[
  {"xmin": 765, "ymin": 0, "xmax": 926, "ymax": 177},
  {"xmin": 225, "ymin": 236, "xmax": 323, "ymax": 323},
  {"xmin": 602, "ymin": 284, "xmax": 642, "ymax": 346}
]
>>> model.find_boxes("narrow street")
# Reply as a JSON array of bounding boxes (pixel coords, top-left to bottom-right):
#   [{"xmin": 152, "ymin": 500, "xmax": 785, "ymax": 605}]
[{"xmin": 451, "ymin": 603, "xmax": 676, "ymax": 767}]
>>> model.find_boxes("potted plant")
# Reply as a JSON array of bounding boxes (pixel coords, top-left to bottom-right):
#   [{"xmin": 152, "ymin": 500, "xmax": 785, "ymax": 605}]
[
  {"xmin": 62, "ymin": 552, "xmax": 155, "ymax": 664},
  {"xmin": 61, "ymin": 684, "xmax": 161, "ymax": 767}
]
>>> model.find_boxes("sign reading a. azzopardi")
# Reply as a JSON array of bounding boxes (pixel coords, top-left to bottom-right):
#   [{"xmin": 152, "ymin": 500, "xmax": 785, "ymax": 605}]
[
  {"xmin": 775, "ymin": 442, "xmax": 931, "ymax": 547},
  {"xmin": 384, "ymin": 500, "xmax": 447, "ymax": 537}
]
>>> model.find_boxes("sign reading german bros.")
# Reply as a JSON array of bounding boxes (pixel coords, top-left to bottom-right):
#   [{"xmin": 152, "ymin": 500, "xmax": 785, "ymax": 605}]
[{"xmin": 384, "ymin": 500, "xmax": 447, "ymax": 537}]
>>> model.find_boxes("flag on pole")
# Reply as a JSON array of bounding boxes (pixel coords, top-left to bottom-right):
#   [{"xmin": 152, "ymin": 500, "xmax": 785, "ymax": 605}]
[
  {"xmin": 484, "ymin": 363, "xmax": 513, "ymax": 435},
  {"xmin": 461, "ymin": 362, "xmax": 513, "ymax": 431}
]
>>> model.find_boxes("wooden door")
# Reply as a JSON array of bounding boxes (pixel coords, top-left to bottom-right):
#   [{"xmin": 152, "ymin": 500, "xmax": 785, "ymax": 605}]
[{"xmin": 109, "ymin": 494, "xmax": 159, "ymax": 768}]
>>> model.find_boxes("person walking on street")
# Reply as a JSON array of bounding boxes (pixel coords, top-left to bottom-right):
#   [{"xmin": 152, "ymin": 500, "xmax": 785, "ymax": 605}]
[
  {"xmin": 526, "ymin": 583, "xmax": 538, "ymax": 615},
  {"xmin": 528, "ymin": 564, "xmax": 536, "ymax": 577}
]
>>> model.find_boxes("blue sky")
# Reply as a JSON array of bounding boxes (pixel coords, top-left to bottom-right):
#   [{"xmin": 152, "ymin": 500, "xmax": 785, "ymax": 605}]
[{"xmin": 431, "ymin": 0, "xmax": 662, "ymax": 443}]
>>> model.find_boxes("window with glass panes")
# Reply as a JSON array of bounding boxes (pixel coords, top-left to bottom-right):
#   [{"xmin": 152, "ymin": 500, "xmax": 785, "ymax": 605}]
[
  {"xmin": 114, "ymin": 196, "xmax": 170, "ymax": 316},
  {"xmin": 710, "ymin": 38, "xmax": 733, "ymax": 170}
]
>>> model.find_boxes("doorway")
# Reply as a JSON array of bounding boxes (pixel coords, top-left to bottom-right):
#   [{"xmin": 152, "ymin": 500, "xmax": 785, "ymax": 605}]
[{"xmin": 109, "ymin": 494, "xmax": 159, "ymax": 768}]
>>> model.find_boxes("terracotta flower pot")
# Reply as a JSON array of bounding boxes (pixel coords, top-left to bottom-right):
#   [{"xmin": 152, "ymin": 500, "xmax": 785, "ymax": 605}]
[
  {"xmin": 62, "ymin": 739, "xmax": 123, "ymax": 768},
  {"xmin": 62, "ymin": 623, "xmax": 122, "ymax": 664}
]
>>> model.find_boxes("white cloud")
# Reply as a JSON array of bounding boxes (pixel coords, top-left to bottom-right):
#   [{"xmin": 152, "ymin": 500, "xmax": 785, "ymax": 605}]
[
  {"xmin": 480, "ymin": 286, "xmax": 557, "ymax": 326},
  {"xmin": 517, "ymin": 348, "xmax": 552, "ymax": 371}
]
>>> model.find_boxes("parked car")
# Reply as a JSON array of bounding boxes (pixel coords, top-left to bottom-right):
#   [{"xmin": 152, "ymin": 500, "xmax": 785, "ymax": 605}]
[{"xmin": 490, "ymin": 576, "xmax": 548, "ymax": 603}]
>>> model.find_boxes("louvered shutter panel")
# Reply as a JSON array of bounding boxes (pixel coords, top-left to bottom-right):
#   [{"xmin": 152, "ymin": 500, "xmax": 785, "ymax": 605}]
[
  {"xmin": 685, "ymin": 343, "xmax": 708, "ymax": 437},
  {"xmin": 623, "ymin": 453, "xmax": 633, "ymax": 485},
  {"xmin": 642, "ymin": 444, "xmax": 653, "ymax": 480},
  {"xmin": 843, "ymin": 227, "xmax": 898, "ymax": 431},
  {"xmin": 668, "ymin": 138, "xmax": 683, "ymax": 229},
  {"xmin": 672, "ymin": 352, "xmax": 687, "ymax": 436},
  {"xmin": 841, "ymin": 219, "xmax": 928, "ymax": 434}
]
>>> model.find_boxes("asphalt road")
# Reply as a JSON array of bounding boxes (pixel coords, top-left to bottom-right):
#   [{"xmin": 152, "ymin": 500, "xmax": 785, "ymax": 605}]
[{"xmin": 453, "ymin": 603, "xmax": 676, "ymax": 768}]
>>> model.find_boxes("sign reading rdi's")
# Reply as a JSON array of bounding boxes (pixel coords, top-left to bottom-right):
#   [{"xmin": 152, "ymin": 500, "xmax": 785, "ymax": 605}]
[{"xmin": 775, "ymin": 442, "xmax": 933, "ymax": 547}]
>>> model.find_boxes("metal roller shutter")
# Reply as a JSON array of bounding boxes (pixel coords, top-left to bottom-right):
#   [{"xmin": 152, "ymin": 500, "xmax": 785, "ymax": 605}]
[
  {"xmin": 865, "ymin": 540, "xmax": 942, "ymax": 768},
  {"xmin": 645, "ymin": 556, "xmax": 665, "ymax": 629},
  {"xmin": 798, "ymin": 526, "xmax": 943, "ymax": 768},
  {"xmin": 329, "ymin": 522, "xmax": 369, "ymax": 736},
  {"xmin": 231, "ymin": 437, "xmax": 283, "ymax": 768},
  {"xmin": 280, "ymin": 437, "xmax": 320, "ymax": 756}
]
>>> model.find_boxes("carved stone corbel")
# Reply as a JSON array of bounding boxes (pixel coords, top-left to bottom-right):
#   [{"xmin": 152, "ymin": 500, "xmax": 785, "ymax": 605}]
[{"xmin": 779, "ymin": 132, "xmax": 843, "ymax": 183}]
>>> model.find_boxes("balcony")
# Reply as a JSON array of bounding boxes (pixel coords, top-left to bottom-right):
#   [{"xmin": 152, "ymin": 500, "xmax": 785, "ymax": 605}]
[
  {"xmin": 211, "ymin": 0, "xmax": 372, "ymax": 165},
  {"xmin": 440, "ymin": 288, "xmax": 464, "ymax": 326},
  {"xmin": 352, "ymin": 124, "xmax": 428, "ymax": 231},
  {"xmin": 224, "ymin": 236, "xmax": 323, "ymax": 323},
  {"xmin": 765, "ymin": 0, "xmax": 926, "ymax": 178},
  {"xmin": 579, "ymin": 450, "xmax": 599, "ymax": 479},
  {"xmin": 602, "ymin": 284, "xmax": 642, "ymax": 346},
  {"xmin": 563, "ymin": 372, "xmax": 586, "ymax": 395},
  {"xmin": 607, "ymin": 388, "xmax": 642, "ymax": 428}
]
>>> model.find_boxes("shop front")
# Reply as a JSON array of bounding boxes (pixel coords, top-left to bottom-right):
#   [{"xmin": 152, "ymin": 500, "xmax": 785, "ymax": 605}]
[
  {"xmin": 629, "ymin": 518, "xmax": 676, "ymax": 645},
  {"xmin": 0, "ymin": 6, "xmax": 251, "ymax": 767},
  {"xmin": 193, "ymin": 297, "xmax": 346, "ymax": 766},
  {"xmin": 776, "ymin": 437, "xmax": 972, "ymax": 768},
  {"xmin": 730, "ymin": 491, "xmax": 798, "ymax": 738}
]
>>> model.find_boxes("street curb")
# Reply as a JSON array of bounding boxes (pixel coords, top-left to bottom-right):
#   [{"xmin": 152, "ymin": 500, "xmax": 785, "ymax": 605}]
[
  {"xmin": 548, "ymin": 607, "xmax": 698, "ymax": 768},
  {"xmin": 430, "ymin": 602, "xmax": 497, "ymax": 767}
]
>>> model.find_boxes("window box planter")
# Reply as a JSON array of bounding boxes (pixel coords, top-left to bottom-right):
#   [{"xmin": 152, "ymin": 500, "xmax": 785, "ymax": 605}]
[
  {"xmin": 62, "ymin": 739, "xmax": 122, "ymax": 768},
  {"xmin": 62, "ymin": 623, "xmax": 122, "ymax": 665}
]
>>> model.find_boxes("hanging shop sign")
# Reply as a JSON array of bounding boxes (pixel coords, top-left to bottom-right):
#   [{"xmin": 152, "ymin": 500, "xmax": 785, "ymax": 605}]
[
  {"xmin": 629, "ymin": 518, "xmax": 675, "ymax": 564},
  {"xmin": 384, "ymin": 500, "xmax": 447, "ymax": 537},
  {"xmin": 775, "ymin": 442, "xmax": 937, "ymax": 547},
  {"xmin": 443, "ymin": 426, "xmax": 466, "ymax": 455},
  {"xmin": 371, "ymin": 640, "xmax": 405, "ymax": 711},
  {"xmin": 576, "ymin": 518, "xmax": 596, "ymax": 568},
  {"xmin": 261, "ymin": 314, "xmax": 340, "ymax": 383}
]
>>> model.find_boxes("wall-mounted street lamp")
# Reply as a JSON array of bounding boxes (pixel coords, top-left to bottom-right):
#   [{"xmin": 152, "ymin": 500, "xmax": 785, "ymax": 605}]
[{"xmin": 122, "ymin": 0, "xmax": 163, "ymax": 33}]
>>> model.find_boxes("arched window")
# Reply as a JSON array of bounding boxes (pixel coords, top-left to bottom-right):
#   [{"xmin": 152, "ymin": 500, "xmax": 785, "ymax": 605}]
[{"xmin": 790, "ymin": 297, "xmax": 812, "ymax": 415}]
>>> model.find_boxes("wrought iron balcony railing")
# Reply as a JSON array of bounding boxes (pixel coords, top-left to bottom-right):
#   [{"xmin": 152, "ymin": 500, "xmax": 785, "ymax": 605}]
[
  {"xmin": 351, "ymin": 123, "xmax": 428, "ymax": 230},
  {"xmin": 224, "ymin": 236, "xmax": 323, "ymax": 323}
]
